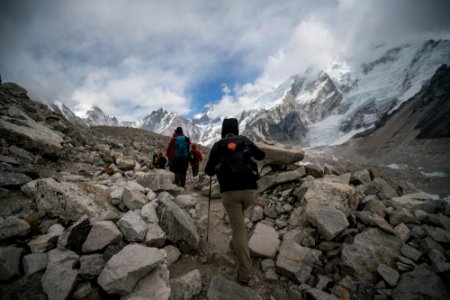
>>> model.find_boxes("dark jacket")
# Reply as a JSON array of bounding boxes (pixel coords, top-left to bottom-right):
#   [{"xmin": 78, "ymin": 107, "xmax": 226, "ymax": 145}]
[{"xmin": 205, "ymin": 135, "xmax": 265, "ymax": 192}]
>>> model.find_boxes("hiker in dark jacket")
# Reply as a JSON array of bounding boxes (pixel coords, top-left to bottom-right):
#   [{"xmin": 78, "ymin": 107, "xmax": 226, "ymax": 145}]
[
  {"xmin": 166, "ymin": 127, "xmax": 191, "ymax": 187},
  {"xmin": 205, "ymin": 118, "xmax": 265, "ymax": 285}
]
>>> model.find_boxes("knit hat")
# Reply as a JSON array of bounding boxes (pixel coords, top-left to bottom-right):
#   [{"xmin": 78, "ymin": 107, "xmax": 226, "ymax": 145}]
[
  {"xmin": 221, "ymin": 118, "xmax": 239, "ymax": 138},
  {"xmin": 175, "ymin": 127, "xmax": 183, "ymax": 134}
]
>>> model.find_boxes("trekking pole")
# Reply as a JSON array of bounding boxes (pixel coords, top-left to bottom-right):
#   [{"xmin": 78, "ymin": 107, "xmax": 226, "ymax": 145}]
[{"xmin": 206, "ymin": 176, "xmax": 212, "ymax": 242}]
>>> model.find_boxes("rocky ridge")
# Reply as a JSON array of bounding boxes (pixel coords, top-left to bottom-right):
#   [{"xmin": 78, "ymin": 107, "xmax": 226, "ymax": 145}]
[{"xmin": 1, "ymin": 83, "xmax": 450, "ymax": 299}]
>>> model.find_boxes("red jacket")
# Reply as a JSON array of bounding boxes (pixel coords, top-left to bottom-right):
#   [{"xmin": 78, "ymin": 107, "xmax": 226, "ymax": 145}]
[{"xmin": 190, "ymin": 144, "xmax": 203, "ymax": 165}]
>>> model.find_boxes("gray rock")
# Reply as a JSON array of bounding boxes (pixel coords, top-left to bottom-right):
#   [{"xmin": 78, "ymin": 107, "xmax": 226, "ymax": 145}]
[
  {"xmin": 116, "ymin": 156, "xmax": 135, "ymax": 171},
  {"xmin": 41, "ymin": 262, "xmax": 78, "ymax": 300},
  {"xmin": 283, "ymin": 228, "xmax": 306, "ymax": 244},
  {"xmin": 156, "ymin": 192, "xmax": 200, "ymax": 252},
  {"xmin": 323, "ymin": 164, "xmax": 338, "ymax": 176},
  {"xmin": 135, "ymin": 170, "xmax": 181, "ymax": 193},
  {"xmin": 341, "ymin": 228, "xmax": 402, "ymax": 283},
  {"xmin": 97, "ymin": 244, "xmax": 164, "ymax": 295},
  {"xmin": 261, "ymin": 259, "xmax": 275, "ymax": 272},
  {"xmin": 257, "ymin": 142, "xmax": 305, "ymax": 166},
  {"xmin": 58, "ymin": 215, "xmax": 91, "ymax": 251},
  {"xmin": 82, "ymin": 220, "xmax": 122, "ymax": 253},
  {"xmin": 392, "ymin": 264, "xmax": 450, "ymax": 300},
  {"xmin": 400, "ymin": 243, "xmax": 422, "ymax": 261},
  {"xmin": 144, "ymin": 222, "xmax": 166, "ymax": 247},
  {"xmin": 0, "ymin": 216, "xmax": 31, "ymax": 240},
  {"xmin": 0, "ymin": 246, "xmax": 23, "ymax": 281},
  {"xmin": 161, "ymin": 245, "xmax": 181, "ymax": 266},
  {"xmin": 389, "ymin": 208, "xmax": 419, "ymax": 226},
  {"xmin": 109, "ymin": 184, "xmax": 125, "ymax": 207},
  {"xmin": 306, "ymin": 206, "xmax": 349, "ymax": 241},
  {"xmin": 288, "ymin": 206, "xmax": 308, "ymax": 227},
  {"xmin": 79, "ymin": 254, "xmax": 106, "ymax": 280},
  {"xmin": 122, "ymin": 263, "xmax": 170, "ymax": 300},
  {"xmin": 315, "ymin": 274, "xmax": 333, "ymax": 291},
  {"xmin": 428, "ymin": 249, "xmax": 450, "ymax": 273},
  {"xmin": 174, "ymin": 194, "xmax": 199, "ymax": 208},
  {"xmin": 421, "ymin": 236, "xmax": 445, "ymax": 253},
  {"xmin": 117, "ymin": 210, "xmax": 148, "ymax": 242},
  {"xmin": 264, "ymin": 205, "xmax": 278, "ymax": 219},
  {"xmin": 170, "ymin": 269, "xmax": 202, "ymax": 300},
  {"xmin": 362, "ymin": 178, "xmax": 398, "ymax": 200},
  {"xmin": 356, "ymin": 211, "xmax": 395, "ymax": 234},
  {"xmin": 21, "ymin": 180, "xmax": 38, "ymax": 197},
  {"xmin": 123, "ymin": 181, "xmax": 147, "ymax": 210},
  {"xmin": 422, "ymin": 225, "xmax": 450, "ymax": 243},
  {"xmin": 276, "ymin": 240, "xmax": 321, "ymax": 283},
  {"xmin": 393, "ymin": 223, "xmax": 411, "ymax": 242},
  {"xmin": 363, "ymin": 199, "xmax": 386, "ymax": 218},
  {"xmin": 41, "ymin": 248, "xmax": 79, "ymax": 300},
  {"xmin": 265, "ymin": 268, "xmax": 279, "ymax": 282},
  {"xmin": 0, "ymin": 171, "xmax": 33, "ymax": 188},
  {"xmin": 72, "ymin": 282, "xmax": 96, "ymax": 300},
  {"xmin": 304, "ymin": 164, "xmax": 323, "ymax": 178},
  {"xmin": 304, "ymin": 288, "xmax": 339, "ymax": 300},
  {"xmin": 22, "ymin": 253, "xmax": 48, "ymax": 276},
  {"xmin": 248, "ymin": 222, "xmax": 280, "ymax": 258},
  {"xmin": 424, "ymin": 213, "xmax": 450, "ymax": 231},
  {"xmin": 257, "ymin": 168, "xmax": 305, "ymax": 193},
  {"xmin": 0, "ymin": 187, "xmax": 9, "ymax": 198},
  {"xmin": 28, "ymin": 223, "xmax": 64, "ymax": 253},
  {"xmin": 141, "ymin": 202, "xmax": 160, "ymax": 224},
  {"xmin": 9, "ymin": 145, "xmax": 37, "ymax": 162},
  {"xmin": 207, "ymin": 275, "xmax": 262, "ymax": 300},
  {"xmin": 33, "ymin": 178, "xmax": 120, "ymax": 222},
  {"xmin": 251, "ymin": 205, "xmax": 264, "ymax": 222},
  {"xmin": 377, "ymin": 264, "xmax": 400, "ymax": 287},
  {"xmin": 303, "ymin": 180, "xmax": 359, "ymax": 214},
  {"xmin": 350, "ymin": 170, "xmax": 371, "ymax": 185}
]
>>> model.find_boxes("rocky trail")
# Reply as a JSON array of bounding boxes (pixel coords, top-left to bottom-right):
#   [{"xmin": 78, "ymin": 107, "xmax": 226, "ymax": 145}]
[{"xmin": 1, "ymin": 82, "xmax": 450, "ymax": 300}]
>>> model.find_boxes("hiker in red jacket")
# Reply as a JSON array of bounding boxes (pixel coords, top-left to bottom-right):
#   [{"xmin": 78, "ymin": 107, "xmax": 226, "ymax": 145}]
[
  {"xmin": 166, "ymin": 127, "xmax": 191, "ymax": 187},
  {"xmin": 189, "ymin": 143, "xmax": 203, "ymax": 177},
  {"xmin": 157, "ymin": 152, "xmax": 167, "ymax": 169}
]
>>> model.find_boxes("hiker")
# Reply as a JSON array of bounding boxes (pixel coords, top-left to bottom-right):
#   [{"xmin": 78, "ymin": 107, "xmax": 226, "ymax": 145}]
[
  {"xmin": 157, "ymin": 152, "xmax": 167, "ymax": 169},
  {"xmin": 166, "ymin": 127, "xmax": 191, "ymax": 187},
  {"xmin": 189, "ymin": 143, "xmax": 203, "ymax": 177},
  {"xmin": 205, "ymin": 118, "xmax": 265, "ymax": 285}
]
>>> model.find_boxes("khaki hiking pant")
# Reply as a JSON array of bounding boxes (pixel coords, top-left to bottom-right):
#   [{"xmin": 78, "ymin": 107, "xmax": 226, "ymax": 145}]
[{"xmin": 221, "ymin": 189, "xmax": 256, "ymax": 279}]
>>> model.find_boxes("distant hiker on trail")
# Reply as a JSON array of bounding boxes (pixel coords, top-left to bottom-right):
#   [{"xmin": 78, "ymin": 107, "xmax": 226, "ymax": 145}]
[
  {"xmin": 157, "ymin": 152, "xmax": 167, "ymax": 169},
  {"xmin": 189, "ymin": 143, "xmax": 203, "ymax": 177},
  {"xmin": 166, "ymin": 127, "xmax": 191, "ymax": 187},
  {"xmin": 151, "ymin": 153, "xmax": 158, "ymax": 169},
  {"xmin": 205, "ymin": 118, "xmax": 265, "ymax": 285}
]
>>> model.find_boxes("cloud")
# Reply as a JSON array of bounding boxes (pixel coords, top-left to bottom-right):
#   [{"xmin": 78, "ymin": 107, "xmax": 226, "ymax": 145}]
[{"xmin": 1, "ymin": 0, "xmax": 449, "ymax": 122}]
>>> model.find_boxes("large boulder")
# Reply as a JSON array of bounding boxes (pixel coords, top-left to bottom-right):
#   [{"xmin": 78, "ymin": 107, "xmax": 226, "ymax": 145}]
[
  {"xmin": 361, "ymin": 178, "xmax": 398, "ymax": 200},
  {"xmin": 97, "ymin": 244, "xmax": 164, "ymax": 295},
  {"xmin": 306, "ymin": 206, "xmax": 349, "ymax": 241},
  {"xmin": 303, "ymin": 180, "xmax": 360, "ymax": 215},
  {"xmin": 248, "ymin": 223, "xmax": 280, "ymax": 258},
  {"xmin": 156, "ymin": 192, "xmax": 200, "ymax": 252},
  {"xmin": 0, "ymin": 172, "xmax": 33, "ymax": 188},
  {"xmin": 122, "ymin": 264, "xmax": 171, "ymax": 300},
  {"xmin": 123, "ymin": 181, "xmax": 147, "ymax": 210},
  {"xmin": 276, "ymin": 240, "xmax": 322, "ymax": 283},
  {"xmin": 82, "ymin": 220, "xmax": 122, "ymax": 253},
  {"xmin": 141, "ymin": 202, "xmax": 160, "ymax": 224},
  {"xmin": 58, "ymin": 215, "xmax": 91, "ymax": 252},
  {"xmin": 144, "ymin": 222, "xmax": 166, "ymax": 248},
  {"xmin": 170, "ymin": 269, "xmax": 202, "ymax": 300},
  {"xmin": 32, "ymin": 178, "xmax": 120, "ymax": 222},
  {"xmin": 256, "ymin": 142, "xmax": 304, "ymax": 166},
  {"xmin": 207, "ymin": 275, "xmax": 262, "ymax": 300},
  {"xmin": 42, "ymin": 248, "xmax": 79, "ymax": 300},
  {"xmin": 22, "ymin": 253, "xmax": 48, "ymax": 276},
  {"xmin": 341, "ymin": 228, "xmax": 402, "ymax": 282},
  {"xmin": 79, "ymin": 254, "xmax": 106, "ymax": 280},
  {"xmin": 257, "ymin": 167, "xmax": 306, "ymax": 193},
  {"xmin": 117, "ymin": 211, "xmax": 148, "ymax": 243},
  {"xmin": 392, "ymin": 264, "xmax": 450, "ymax": 300},
  {"xmin": 116, "ymin": 156, "xmax": 135, "ymax": 171}
]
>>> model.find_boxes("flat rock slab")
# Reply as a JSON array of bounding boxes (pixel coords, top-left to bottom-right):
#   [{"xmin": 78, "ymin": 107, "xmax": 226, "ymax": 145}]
[
  {"xmin": 257, "ymin": 167, "xmax": 305, "ymax": 193},
  {"xmin": 256, "ymin": 142, "xmax": 305, "ymax": 166},
  {"xmin": 207, "ymin": 275, "xmax": 262, "ymax": 300},
  {"xmin": 170, "ymin": 269, "xmax": 202, "ymax": 300},
  {"xmin": 82, "ymin": 220, "xmax": 123, "ymax": 253},
  {"xmin": 97, "ymin": 244, "xmax": 164, "ymax": 295},
  {"xmin": 341, "ymin": 228, "xmax": 402, "ymax": 283},
  {"xmin": 22, "ymin": 253, "xmax": 48, "ymax": 276},
  {"xmin": 377, "ymin": 263, "xmax": 400, "ymax": 287},
  {"xmin": 122, "ymin": 264, "xmax": 170, "ymax": 300},
  {"xmin": 117, "ymin": 210, "xmax": 148, "ymax": 242},
  {"xmin": 306, "ymin": 206, "xmax": 349, "ymax": 241}
]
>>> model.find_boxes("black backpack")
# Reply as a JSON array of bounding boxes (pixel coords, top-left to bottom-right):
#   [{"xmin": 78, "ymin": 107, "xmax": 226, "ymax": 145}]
[{"xmin": 217, "ymin": 135, "xmax": 259, "ymax": 180}]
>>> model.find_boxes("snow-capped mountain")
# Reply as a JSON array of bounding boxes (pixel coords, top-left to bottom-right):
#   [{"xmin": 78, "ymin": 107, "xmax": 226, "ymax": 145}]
[
  {"xmin": 52, "ymin": 39, "xmax": 450, "ymax": 148},
  {"xmin": 195, "ymin": 39, "xmax": 450, "ymax": 147},
  {"xmin": 50, "ymin": 103, "xmax": 84, "ymax": 125},
  {"xmin": 141, "ymin": 108, "xmax": 203, "ymax": 142},
  {"xmin": 85, "ymin": 106, "xmax": 119, "ymax": 126}
]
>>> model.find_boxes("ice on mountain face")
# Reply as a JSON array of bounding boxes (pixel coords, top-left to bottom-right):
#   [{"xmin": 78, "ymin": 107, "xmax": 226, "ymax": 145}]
[{"xmin": 421, "ymin": 171, "xmax": 447, "ymax": 178}]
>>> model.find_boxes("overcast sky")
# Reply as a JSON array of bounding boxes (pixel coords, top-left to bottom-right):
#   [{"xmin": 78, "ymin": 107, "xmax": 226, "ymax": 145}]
[{"xmin": 1, "ymin": 0, "xmax": 449, "ymax": 121}]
